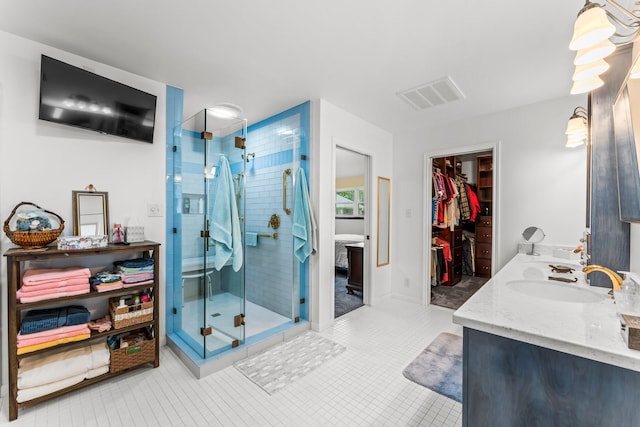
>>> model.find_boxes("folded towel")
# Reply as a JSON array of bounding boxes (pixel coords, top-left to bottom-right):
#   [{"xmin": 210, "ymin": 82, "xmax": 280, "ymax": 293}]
[
  {"xmin": 20, "ymin": 306, "xmax": 91, "ymax": 334},
  {"xmin": 18, "ymin": 346, "xmax": 90, "ymax": 389},
  {"xmin": 210, "ymin": 156, "xmax": 243, "ymax": 271},
  {"xmin": 17, "ymin": 373, "xmax": 86, "ymax": 403},
  {"xmin": 17, "ymin": 332, "xmax": 91, "ymax": 355},
  {"xmin": 22, "ymin": 267, "xmax": 91, "ymax": 286},
  {"xmin": 246, "ymin": 232, "xmax": 258, "ymax": 247},
  {"xmin": 17, "ymin": 286, "xmax": 90, "ymax": 303},
  {"xmin": 293, "ymin": 168, "xmax": 316, "ymax": 262},
  {"xmin": 17, "ymin": 323, "xmax": 90, "ymax": 347},
  {"xmin": 19, "ymin": 277, "xmax": 89, "ymax": 292}
]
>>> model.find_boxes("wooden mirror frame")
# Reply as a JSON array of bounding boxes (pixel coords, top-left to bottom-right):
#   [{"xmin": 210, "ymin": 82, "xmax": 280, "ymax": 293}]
[
  {"xmin": 377, "ymin": 176, "xmax": 390, "ymax": 267},
  {"xmin": 72, "ymin": 191, "xmax": 109, "ymax": 236}
]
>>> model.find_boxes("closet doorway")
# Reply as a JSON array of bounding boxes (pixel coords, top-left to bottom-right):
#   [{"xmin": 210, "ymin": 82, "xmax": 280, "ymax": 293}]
[
  {"xmin": 334, "ymin": 147, "xmax": 370, "ymax": 318},
  {"xmin": 426, "ymin": 144, "xmax": 497, "ymax": 310}
]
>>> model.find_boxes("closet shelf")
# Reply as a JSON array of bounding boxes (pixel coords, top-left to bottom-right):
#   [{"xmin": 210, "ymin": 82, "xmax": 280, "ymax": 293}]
[{"xmin": 16, "ymin": 283, "xmax": 154, "ymax": 310}]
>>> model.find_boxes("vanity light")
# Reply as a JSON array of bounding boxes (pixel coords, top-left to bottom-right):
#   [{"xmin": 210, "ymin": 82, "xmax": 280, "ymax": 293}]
[
  {"xmin": 569, "ymin": 1, "xmax": 640, "ymax": 94},
  {"xmin": 569, "ymin": 3, "xmax": 616, "ymax": 51},
  {"xmin": 570, "ymin": 75, "xmax": 604, "ymax": 94},
  {"xmin": 572, "ymin": 59, "xmax": 610, "ymax": 81},
  {"xmin": 566, "ymin": 106, "xmax": 589, "ymax": 147},
  {"xmin": 573, "ymin": 38, "xmax": 616, "ymax": 65}
]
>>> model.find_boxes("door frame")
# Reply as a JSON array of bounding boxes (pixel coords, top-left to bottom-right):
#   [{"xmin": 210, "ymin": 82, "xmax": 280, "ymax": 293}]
[
  {"xmin": 422, "ymin": 141, "xmax": 500, "ymax": 306},
  {"xmin": 332, "ymin": 142, "xmax": 372, "ymax": 317}
]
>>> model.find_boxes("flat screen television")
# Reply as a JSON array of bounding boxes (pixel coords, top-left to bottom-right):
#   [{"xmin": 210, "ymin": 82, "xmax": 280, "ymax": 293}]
[{"xmin": 38, "ymin": 55, "xmax": 157, "ymax": 143}]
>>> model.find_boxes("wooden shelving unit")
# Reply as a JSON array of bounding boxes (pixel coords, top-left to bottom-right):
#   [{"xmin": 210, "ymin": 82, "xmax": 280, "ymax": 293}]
[
  {"xmin": 4, "ymin": 241, "xmax": 160, "ymax": 421},
  {"xmin": 475, "ymin": 154, "xmax": 493, "ymax": 278}
]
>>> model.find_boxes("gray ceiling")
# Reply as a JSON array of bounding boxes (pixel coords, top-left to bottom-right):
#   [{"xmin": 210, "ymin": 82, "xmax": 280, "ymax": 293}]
[{"xmin": 0, "ymin": 1, "xmax": 593, "ymax": 134}]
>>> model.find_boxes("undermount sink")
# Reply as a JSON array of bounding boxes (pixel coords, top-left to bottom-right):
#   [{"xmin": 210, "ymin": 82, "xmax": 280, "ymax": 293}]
[{"xmin": 507, "ymin": 280, "xmax": 606, "ymax": 303}]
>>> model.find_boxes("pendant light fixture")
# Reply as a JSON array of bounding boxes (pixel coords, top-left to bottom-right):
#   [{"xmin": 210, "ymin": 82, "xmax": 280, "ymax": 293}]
[{"xmin": 568, "ymin": 1, "xmax": 640, "ymax": 94}]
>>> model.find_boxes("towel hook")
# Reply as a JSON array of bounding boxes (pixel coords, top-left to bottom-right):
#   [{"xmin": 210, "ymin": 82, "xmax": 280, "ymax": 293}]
[{"xmin": 283, "ymin": 169, "xmax": 292, "ymax": 215}]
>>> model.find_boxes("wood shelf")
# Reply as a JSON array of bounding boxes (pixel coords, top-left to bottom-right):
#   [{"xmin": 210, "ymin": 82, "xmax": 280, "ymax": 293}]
[{"xmin": 5, "ymin": 241, "xmax": 161, "ymax": 421}]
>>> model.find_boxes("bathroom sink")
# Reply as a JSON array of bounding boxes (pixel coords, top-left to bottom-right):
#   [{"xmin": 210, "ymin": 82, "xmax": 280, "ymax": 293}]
[{"xmin": 506, "ymin": 280, "xmax": 606, "ymax": 303}]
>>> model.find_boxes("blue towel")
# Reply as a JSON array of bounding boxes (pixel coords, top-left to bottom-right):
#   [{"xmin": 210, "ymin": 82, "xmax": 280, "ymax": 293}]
[
  {"xmin": 210, "ymin": 156, "xmax": 243, "ymax": 271},
  {"xmin": 293, "ymin": 168, "xmax": 314, "ymax": 263},
  {"xmin": 245, "ymin": 232, "xmax": 258, "ymax": 247}
]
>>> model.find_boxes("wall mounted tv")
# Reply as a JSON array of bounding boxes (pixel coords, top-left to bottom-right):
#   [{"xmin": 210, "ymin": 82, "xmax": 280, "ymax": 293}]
[{"xmin": 39, "ymin": 55, "xmax": 157, "ymax": 143}]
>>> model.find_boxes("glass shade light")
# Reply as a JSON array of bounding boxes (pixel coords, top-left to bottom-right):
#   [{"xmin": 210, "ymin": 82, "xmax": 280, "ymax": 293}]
[
  {"xmin": 566, "ymin": 135, "xmax": 587, "ymax": 147},
  {"xmin": 574, "ymin": 38, "xmax": 616, "ymax": 65},
  {"xmin": 572, "ymin": 59, "xmax": 609, "ymax": 80},
  {"xmin": 570, "ymin": 75, "xmax": 604, "ymax": 94},
  {"xmin": 569, "ymin": 5, "xmax": 616, "ymax": 51},
  {"xmin": 208, "ymin": 103, "xmax": 243, "ymax": 119},
  {"xmin": 565, "ymin": 116, "xmax": 588, "ymax": 136}
]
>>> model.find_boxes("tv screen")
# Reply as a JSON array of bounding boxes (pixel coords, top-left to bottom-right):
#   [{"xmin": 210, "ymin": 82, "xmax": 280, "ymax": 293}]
[{"xmin": 39, "ymin": 55, "xmax": 157, "ymax": 143}]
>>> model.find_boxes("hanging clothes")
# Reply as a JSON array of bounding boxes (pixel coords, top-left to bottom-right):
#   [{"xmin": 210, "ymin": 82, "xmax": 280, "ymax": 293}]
[
  {"xmin": 466, "ymin": 184, "xmax": 481, "ymax": 223},
  {"xmin": 456, "ymin": 175, "xmax": 471, "ymax": 221}
]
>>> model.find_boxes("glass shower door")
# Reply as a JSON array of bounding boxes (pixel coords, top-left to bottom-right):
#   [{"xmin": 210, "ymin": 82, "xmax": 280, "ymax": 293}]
[
  {"xmin": 202, "ymin": 113, "xmax": 247, "ymax": 356},
  {"xmin": 174, "ymin": 109, "xmax": 246, "ymax": 358}
]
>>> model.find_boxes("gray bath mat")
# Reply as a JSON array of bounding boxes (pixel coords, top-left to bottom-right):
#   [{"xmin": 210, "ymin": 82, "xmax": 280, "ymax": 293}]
[
  {"xmin": 402, "ymin": 332, "xmax": 463, "ymax": 402},
  {"xmin": 234, "ymin": 331, "xmax": 346, "ymax": 395}
]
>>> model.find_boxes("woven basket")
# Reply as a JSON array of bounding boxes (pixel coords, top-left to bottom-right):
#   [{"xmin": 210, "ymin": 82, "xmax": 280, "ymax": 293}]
[
  {"xmin": 110, "ymin": 335, "xmax": 155, "ymax": 373},
  {"xmin": 109, "ymin": 298, "xmax": 154, "ymax": 329},
  {"xmin": 3, "ymin": 202, "xmax": 65, "ymax": 249}
]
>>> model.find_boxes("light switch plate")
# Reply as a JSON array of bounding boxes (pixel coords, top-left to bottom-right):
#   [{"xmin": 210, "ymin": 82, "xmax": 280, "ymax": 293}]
[{"xmin": 147, "ymin": 203, "xmax": 163, "ymax": 217}]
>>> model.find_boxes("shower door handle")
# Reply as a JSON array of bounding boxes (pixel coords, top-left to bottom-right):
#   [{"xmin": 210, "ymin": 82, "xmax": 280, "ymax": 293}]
[{"xmin": 283, "ymin": 168, "xmax": 292, "ymax": 215}]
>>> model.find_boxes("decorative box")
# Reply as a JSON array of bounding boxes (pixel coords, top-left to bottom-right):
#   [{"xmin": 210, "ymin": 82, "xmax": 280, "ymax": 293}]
[
  {"xmin": 622, "ymin": 314, "xmax": 640, "ymax": 351},
  {"xmin": 57, "ymin": 235, "xmax": 108, "ymax": 250},
  {"xmin": 125, "ymin": 226, "xmax": 144, "ymax": 243}
]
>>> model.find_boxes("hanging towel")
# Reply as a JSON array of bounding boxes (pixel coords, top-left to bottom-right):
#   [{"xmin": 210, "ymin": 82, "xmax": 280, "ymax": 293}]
[
  {"xmin": 210, "ymin": 156, "xmax": 243, "ymax": 271},
  {"xmin": 293, "ymin": 168, "xmax": 317, "ymax": 262},
  {"xmin": 245, "ymin": 232, "xmax": 258, "ymax": 247}
]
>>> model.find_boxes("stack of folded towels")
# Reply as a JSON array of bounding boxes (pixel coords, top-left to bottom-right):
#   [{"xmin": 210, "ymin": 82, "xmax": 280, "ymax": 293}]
[
  {"xmin": 17, "ymin": 342, "xmax": 110, "ymax": 403},
  {"xmin": 18, "ymin": 306, "xmax": 91, "ymax": 355},
  {"xmin": 16, "ymin": 267, "xmax": 91, "ymax": 303},
  {"xmin": 89, "ymin": 272, "xmax": 123, "ymax": 292},
  {"xmin": 114, "ymin": 258, "xmax": 154, "ymax": 287}
]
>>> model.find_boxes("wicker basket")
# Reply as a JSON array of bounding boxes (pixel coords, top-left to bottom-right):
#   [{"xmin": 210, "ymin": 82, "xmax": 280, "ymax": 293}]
[
  {"xmin": 3, "ymin": 202, "xmax": 64, "ymax": 249},
  {"xmin": 109, "ymin": 297, "xmax": 153, "ymax": 329},
  {"xmin": 110, "ymin": 334, "xmax": 155, "ymax": 373}
]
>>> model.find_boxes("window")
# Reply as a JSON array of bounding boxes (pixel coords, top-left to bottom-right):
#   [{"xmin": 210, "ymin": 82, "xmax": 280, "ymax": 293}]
[{"xmin": 336, "ymin": 188, "xmax": 365, "ymax": 217}]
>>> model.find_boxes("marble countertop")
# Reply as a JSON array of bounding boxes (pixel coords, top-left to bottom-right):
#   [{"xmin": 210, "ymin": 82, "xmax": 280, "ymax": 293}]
[{"xmin": 453, "ymin": 253, "xmax": 640, "ymax": 372}]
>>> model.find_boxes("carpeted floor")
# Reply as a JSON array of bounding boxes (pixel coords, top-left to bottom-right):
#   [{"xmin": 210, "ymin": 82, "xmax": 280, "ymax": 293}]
[
  {"xmin": 335, "ymin": 269, "xmax": 364, "ymax": 317},
  {"xmin": 430, "ymin": 274, "xmax": 488, "ymax": 310}
]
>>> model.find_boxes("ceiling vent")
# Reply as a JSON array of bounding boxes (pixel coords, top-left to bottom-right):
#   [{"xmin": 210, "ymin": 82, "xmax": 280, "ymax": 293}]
[{"xmin": 398, "ymin": 76, "xmax": 465, "ymax": 110}]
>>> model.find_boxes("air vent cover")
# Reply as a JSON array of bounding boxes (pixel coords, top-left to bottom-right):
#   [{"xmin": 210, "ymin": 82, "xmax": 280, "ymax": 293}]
[{"xmin": 398, "ymin": 76, "xmax": 465, "ymax": 110}]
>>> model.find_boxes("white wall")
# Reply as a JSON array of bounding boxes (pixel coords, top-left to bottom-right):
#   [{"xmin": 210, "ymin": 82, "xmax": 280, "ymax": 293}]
[
  {"xmin": 310, "ymin": 99, "xmax": 393, "ymax": 331},
  {"xmin": 392, "ymin": 95, "xmax": 588, "ymax": 302},
  {"xmin": 0, "ymin": 31, "xmax": 167, "ymax": 393}
]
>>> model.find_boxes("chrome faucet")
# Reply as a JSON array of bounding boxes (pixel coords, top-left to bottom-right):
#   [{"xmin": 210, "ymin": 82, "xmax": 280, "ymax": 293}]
[{"xmin": 582, "ymin": 265, "xmax": 623, "ymax": 291}]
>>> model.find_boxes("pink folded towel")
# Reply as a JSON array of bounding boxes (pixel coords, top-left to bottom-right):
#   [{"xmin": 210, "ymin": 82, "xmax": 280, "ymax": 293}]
[
  {"xmin": 18, "ymin": 283, "xmax": 89, "ymax": 298},
  {"xmin": 17, "ymin": 324, "xmax": 90, "ymax": 348},
  {"xmin": 19, "ymin": 277, "xmax": 89, "ymax": 291},
  {"xmin": 22, "ymin": 267, "xmax": 91, "ymax": 286},
  {"xmin": 16, "ymin": 287, "xmax": 90, "ymax": 303}
]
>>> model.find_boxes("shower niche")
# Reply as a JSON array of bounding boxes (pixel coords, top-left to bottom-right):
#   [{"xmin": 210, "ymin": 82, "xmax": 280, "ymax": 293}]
[{"xmin": 167, "ymin": 103, "xmax": 310, "ymax": 376}]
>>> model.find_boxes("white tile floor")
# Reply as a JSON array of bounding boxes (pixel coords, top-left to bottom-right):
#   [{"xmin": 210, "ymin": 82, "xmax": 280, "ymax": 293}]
[{"xmin": 1, "ymin": 297, "xmax": 463, "ymax": 426}]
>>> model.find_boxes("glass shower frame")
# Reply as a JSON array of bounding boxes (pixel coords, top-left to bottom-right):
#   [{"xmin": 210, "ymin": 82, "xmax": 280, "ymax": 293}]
[
  {"xmin": 173, "ymin": 110, "xmax": 247, "ymax": 358},
  {"xmin": 166, "ymin": 101, "xmax": 311, "ymax": 363}
]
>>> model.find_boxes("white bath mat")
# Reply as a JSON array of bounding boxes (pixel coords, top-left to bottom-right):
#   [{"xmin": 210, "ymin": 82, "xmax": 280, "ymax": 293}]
[{"xmin": 234, "ymin": 331, "xmax": 345, "ymax": 395}]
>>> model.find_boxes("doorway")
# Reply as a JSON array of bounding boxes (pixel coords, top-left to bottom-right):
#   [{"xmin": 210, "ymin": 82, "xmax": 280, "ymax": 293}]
[
  {"xmin": 425, "ymin": 144, "xmax": 498, "ymax": 310},
  {"xmin": 334, "ymin": 146, "xmax": 369, "ymax": 318}
]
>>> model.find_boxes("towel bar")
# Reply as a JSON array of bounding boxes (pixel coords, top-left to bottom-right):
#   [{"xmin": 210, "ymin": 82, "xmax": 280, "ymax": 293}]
[
  {"xmin": 258, "ymin": 233, "xmax": 278, "ymax": 239},
  {"xmin": 283, "ymin": 168, "xmax": 292, "ymax": 215}
]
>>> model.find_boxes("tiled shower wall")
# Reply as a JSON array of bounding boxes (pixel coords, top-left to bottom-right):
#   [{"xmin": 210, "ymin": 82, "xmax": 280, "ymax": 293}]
[{"xmin": 244, "ymin": 113, "xmax": 301, "ymax": 318}]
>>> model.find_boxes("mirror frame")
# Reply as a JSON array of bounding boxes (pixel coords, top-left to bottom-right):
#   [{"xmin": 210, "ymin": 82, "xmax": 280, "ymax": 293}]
[
  {"xmin": 72, "ymin": 191, "xmax": 109, "ymax": 236},
  {"xmin": 377, "ymin": 176, "xmax": 390, "ymax": 267}
]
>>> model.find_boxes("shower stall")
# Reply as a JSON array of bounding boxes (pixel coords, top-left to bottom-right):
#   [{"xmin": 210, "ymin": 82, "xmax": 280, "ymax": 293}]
[{"xmin": 167, "ymin": 102, "xmax": 310, "ymax": 367}]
